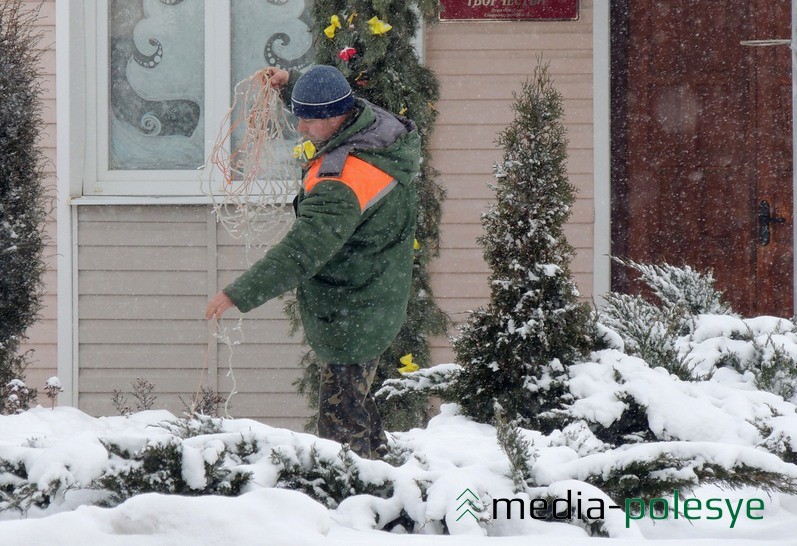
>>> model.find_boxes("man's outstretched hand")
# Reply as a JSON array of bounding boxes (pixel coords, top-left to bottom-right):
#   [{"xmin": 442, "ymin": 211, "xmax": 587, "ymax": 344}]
[{"xmin": 206, "ymin": 291, "xmax": 236, "ymax": 320}]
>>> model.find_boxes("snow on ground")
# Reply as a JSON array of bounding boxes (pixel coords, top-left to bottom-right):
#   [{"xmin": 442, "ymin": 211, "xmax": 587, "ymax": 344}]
[
  {"xmin": 3, "ymin": 314, "xmax": 797, "ymax": 544},
  {"xmin": 0, "ymin": 403, "xmax": 796, "ymax": 544}
]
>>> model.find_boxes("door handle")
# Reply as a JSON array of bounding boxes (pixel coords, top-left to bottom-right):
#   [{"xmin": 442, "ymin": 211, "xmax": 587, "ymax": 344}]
[{"xmin": 759, "ymin": 200, "xmax": 786, "ymax": 246}]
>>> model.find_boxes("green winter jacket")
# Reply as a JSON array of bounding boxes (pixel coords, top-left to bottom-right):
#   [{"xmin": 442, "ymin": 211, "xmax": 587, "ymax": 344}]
[{"xmin": 223, "ymin": 98, "xmax": 420, "ymax": 364}]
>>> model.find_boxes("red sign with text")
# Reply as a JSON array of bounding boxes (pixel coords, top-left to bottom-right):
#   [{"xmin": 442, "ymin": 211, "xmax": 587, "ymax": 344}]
[{"xmin": 440, "ymin": 0, "xmax": 579, "ymax": 21}]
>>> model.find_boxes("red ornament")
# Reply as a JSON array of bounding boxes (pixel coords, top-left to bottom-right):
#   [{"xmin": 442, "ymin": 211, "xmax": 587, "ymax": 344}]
[{"xmin": 338, "ymin": 46, "xmax": 357, "ymax": 62}]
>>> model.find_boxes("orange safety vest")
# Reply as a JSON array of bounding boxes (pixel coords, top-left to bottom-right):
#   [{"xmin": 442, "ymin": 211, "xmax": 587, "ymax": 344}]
[{"xmin": 304, "ymin": 155, "xmax": 398, "ymax": 212}]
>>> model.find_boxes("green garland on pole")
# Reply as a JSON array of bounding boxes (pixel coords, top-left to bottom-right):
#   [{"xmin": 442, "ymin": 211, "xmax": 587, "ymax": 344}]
[{"xmin": 292, "ymin": 0, "xmax": 448, "ymax": 432}]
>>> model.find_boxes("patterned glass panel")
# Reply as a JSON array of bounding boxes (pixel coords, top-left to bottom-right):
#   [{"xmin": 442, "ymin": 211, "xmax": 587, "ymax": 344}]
[
  {"xmin": 109, "ymin": 0, "xmax": 204, "ymax": 170},
  {"xmin": 230, "ymin": 0, "xmax": 314, "ymax": 163},
  {"xmin": 231, "ymin": 0, "xmax": 313, "ymax": 79}
]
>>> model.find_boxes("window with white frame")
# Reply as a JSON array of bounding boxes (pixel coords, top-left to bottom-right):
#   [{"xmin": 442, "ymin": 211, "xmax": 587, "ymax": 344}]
[{"xmin": 85, "ymin": 0, "xmax": 313, "ymax": 196}]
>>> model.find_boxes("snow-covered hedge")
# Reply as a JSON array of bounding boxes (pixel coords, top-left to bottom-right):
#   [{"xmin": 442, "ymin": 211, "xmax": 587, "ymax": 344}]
[
  {"xmin": 2, "ymin": 372, "xmax": 797, "ymax": 539},
  {"xmin": 3, "ymin": 263, "xmax": 797, "ymax": 538}
]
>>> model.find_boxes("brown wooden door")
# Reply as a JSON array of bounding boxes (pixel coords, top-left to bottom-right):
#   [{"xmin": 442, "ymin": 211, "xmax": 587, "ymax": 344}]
[{"xmin": 611, "ymin": 0, "xmax": 794, "ymax": 317}]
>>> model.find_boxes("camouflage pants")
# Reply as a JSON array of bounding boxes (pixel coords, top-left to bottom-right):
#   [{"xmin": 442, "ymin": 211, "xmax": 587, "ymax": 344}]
[{"xmin": 318, "ymin": 358, "xmax": 387, "ymax": 459}]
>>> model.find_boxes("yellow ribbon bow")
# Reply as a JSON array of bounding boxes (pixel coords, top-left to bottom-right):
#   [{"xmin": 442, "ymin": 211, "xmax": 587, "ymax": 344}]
[
  {"xmin": 367, "ymin": 16, "xmax": 392, "ymax": 35},
  {"xmin": 292, "ymin": 140, "xmax": 316, "ymax": 160},
  {"xmin": 324, "ymin": 15, "xmax": 341, "ymax": 39},
  {"xmin": 398, "ymin": 353, "xmax": 420, "ymax": 374}
]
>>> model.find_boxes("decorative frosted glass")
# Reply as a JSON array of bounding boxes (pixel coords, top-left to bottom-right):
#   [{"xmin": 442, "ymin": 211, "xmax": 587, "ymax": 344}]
[
  {"xmin": 231, "ymin": 0, "xmax": 313, "ymax": 80},
  {"xmin": 230, "ymin": 0, "xmax": 313, "ymax": 165},
  {"xmin": 109, "ymin": 0, "xmax": 205, "ymax": 170}
]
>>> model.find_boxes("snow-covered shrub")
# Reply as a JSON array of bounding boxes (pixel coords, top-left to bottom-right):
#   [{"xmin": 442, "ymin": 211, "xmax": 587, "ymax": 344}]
[
  {"xmin": 3, "ymin": 405, "xmax": 797, "ymax": 538},
  {"xmin": 494, "ymin": 411, "xmax": 536, "ymax": 493},
  {"xmin": 270, "ymin": 444, "xmax": 394, "ymax": 510},
  {"xmin": 450, "ymin": 59, "xmax": 593, "ymax": 430},
  {"xmin": 0, "ymin": 458, "xmax": 65, "ymax": 514},
  {"xmin": 287, "ymin": 255, "xmax": 797, "ymax": 514},
  {"xmin": 376, "ymin": 363, "xmax": 461, "ymax": 408},
  {"xmin": 580, "ymin": 442, "xmax": 797, "ymax": 502},
  {"xmin": 599, "ymin": 259, "xmax": 733, "ymax": 380},
  {"xmin": 4, "ymin": 379, "xmax": 33, "ymax": 414},
  {"xmin": 614, "ymin": 258, "xmax": 732, "ymax": 316},
  {"xmin": 0, "ymin": 414, "xmax": 260, "ymax": 514},
  {"xmin": 94, "ymin": 422, "xmax": 252, "ymax": 507},
  {"xmin": 758, "ymin": 414, "xmax": 797, "ymax": 465},
  {"xmin": 745, "ymin": 332, "xmax": 797, "ymax": 401},
  {"xmin": 155, "ymin": 414, "xmax": 226, "ymax": 438},
  {"xmin": 43, "ymin": 377, "xmax": 63, "ymax": 409},
  {"xmin": 0, "ymin": 1, "xmax": 48, "ymax": 415},
  {"xmin": 559, "ymin": 260, "xmax": 797, "ymax": 500},
  {"xmin": 678, "ymin": 315, "xmax": 797, "ymax": 401},
  {"xmin": 599, "ymin": 292, "xmax": 693, "ymax": 379},
  {"xmin": 552, "ymin": 343, "xmax": 797, "ymax": 501},
  {"xmin": 601, "ymin": 260, "xmax": 797, "ymax": 400}
]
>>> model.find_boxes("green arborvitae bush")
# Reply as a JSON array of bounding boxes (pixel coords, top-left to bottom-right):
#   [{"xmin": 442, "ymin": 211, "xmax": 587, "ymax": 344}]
[
  {"xmin": 292, "ymin": 0, "xmax": 449, "ymax": 433},
  {"xmin": 449, "ymin": 59, "xmax": 593, "ymax": 430},
  {"xmin": 0, "ymin": 0, "xmax": 48, "ymax": 413}
]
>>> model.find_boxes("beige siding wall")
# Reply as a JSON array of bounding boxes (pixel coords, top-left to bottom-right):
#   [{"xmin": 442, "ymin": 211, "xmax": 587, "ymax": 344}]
[
  {"xmin": 76, "ymin": 206, "xmax": 311, "ymax": 429},
  {"xmin": 425, "ymin": 3, "xmax": 595, "ymax": 365},
  {"xmin": 22, "ymin": 0, "xmax": 58, "ymax": 401}
]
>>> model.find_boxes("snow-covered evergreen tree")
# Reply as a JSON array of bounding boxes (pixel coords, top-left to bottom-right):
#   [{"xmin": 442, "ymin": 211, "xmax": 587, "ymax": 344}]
[
  {"xmin": 293, "ymin": 0, "xmax": 449, "ymax": 432},
  {"xmin": 450, "ymin": 60, "xmax": 592, "ymax": 429},
  {"xmin": 0, "ymin": 1, "xmax": 48, "ymax": 413}
]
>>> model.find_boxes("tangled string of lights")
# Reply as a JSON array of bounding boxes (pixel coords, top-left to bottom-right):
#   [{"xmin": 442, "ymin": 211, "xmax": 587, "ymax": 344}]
[
  {"xmin": 197, "ymin": 70, "xmax": 301, "ymax": 417},
  {"xmin": 203, "ymin": 70, "xmax": 300, "ymax": 254}
]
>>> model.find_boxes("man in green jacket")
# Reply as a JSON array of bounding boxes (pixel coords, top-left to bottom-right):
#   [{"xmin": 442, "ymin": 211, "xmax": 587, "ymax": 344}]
[{"xmin": 206, "ymin": 65, "xmax": 420, "ymax": 459}]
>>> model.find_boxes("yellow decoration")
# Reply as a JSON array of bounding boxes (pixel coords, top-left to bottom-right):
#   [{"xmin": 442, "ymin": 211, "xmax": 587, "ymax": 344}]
[
  {"xmin": 398, "ymin": 353, "xmax": 419, "ymax": 374},
  {"xmin": 367, "ymin": 16, "xmax": 392, "ymax": 35},
  {"xmin": 293, "ymin": 140, "xmax": 316, "ymax": 160},
  {"xmin": 324, "ymin": 15, "xmax": 341, "ymax": 39},
  {"xmin": 347, "ymin": 12, "xmax": 358, "ymax": 27},
  {"xmin": 413, "ymin": 239, "xmax": 420, "ymax": 250}
]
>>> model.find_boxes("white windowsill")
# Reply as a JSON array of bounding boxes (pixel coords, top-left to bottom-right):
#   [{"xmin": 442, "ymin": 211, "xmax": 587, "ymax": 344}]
[{"xmin": 70, "ymin": 195, "xmax": 215, "ymax": 206}]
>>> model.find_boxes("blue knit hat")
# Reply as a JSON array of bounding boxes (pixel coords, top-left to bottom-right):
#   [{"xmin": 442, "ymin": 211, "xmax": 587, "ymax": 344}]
[{"xmin": 291, "ymin": 65, "xmax": 354, "ymax": 119}]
